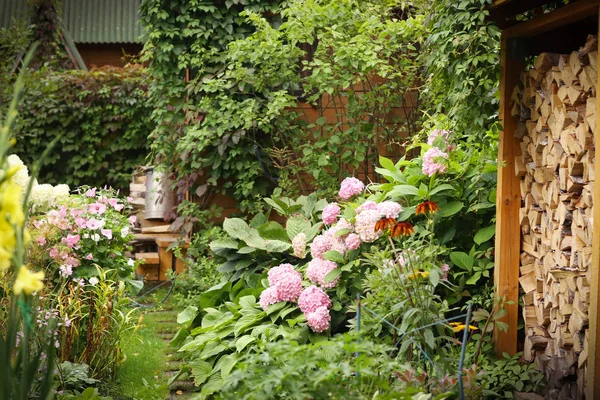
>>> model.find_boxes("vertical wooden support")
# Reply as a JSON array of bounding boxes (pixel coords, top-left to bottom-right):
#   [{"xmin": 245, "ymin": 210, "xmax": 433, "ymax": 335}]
[
  {"xmin": 494, "ymin": 36, "xmax": 524, "ymax": 356},
  {"xmin": 586, "ymin": 11, "xmax": 600, "ymax": 397}
]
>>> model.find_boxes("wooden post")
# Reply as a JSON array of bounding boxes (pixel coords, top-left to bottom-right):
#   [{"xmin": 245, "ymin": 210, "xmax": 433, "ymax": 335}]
[
  {"xmin": 494, "ymin": 35, "xmax": 524, "ymax": 356},
  {"xmin": 586, "ymin": 9, "xmax": 600, "ymax": 397}
]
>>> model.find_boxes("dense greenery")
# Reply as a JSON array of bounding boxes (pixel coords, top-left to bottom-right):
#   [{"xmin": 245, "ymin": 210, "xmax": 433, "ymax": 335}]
[
  {"xmin": 7, "ymin": 66, "xmax": 152, "ymax": 191},
  {"xmin": 141, "ymin": 0, "xmax": 423, "ymax": 213}
]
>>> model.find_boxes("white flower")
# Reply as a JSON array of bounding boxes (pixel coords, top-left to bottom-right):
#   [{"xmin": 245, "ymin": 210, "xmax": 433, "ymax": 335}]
[
  {"xmin": 7, "ymin": 154, "xmax": 30, "ymax": 190},
  {"xmin": 92, "ymin": 234, "xmax": 101, "ymax": 242},
  {"xmin": 88, "ymin": 277, "xmax": 99, "ymax": 286},
  {"xmin": 127, "ymin": 258, "xmax": 135, "ymax": 267},
  {"xmin": 121, "ymin": 227, "xmax": 130, "ymax": 238}
]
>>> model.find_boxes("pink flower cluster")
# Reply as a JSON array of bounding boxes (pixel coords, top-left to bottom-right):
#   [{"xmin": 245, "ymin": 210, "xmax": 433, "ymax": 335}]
[
  {"xmin": 422, "ymin": 147, "xmax": 448, "ymax": 177},
  {"xmin": 259, "ymin": 264, "xmax": 303, "ymax": 310},
  {"xmin": 322, "ymin": 203, "xmax": 341, "ymax": 225},
  {"xmin": 298, "ymin": 286, "xmax": 332, "ymax": 333},
  {"xmin": 339, "ymin": 177, "xmax": 365, "ymax": 200},
  {"xmin": 427, "ymin": 129, "xmax": 450, "ymax": 146},
  {"xmin": 306, "ymin": 258, "xmax": 339, "ymax": 289},
  {"xmin": 310, "ymin": 218, "xmax": 356, "ymax": 260},
  {"xmin": 355, "ymin": 209, "xmax": 382, "ymax": 243}
]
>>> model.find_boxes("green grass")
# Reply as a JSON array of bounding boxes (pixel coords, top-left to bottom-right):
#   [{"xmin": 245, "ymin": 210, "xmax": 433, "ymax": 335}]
[{"xmin": 104, "ymin": 287, "xmax": 180, "ymax": 400}]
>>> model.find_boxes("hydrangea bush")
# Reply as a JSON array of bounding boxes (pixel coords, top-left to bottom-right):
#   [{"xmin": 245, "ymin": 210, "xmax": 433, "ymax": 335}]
[{"xmin": 174, "ymin": 128, "xmax": 504, "ymax": 397}]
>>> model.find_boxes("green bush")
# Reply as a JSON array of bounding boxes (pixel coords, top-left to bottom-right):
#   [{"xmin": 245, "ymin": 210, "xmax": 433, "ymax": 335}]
[{"xmin": 8, "ymin": 65, "xmax": 152, "ymax": 191}]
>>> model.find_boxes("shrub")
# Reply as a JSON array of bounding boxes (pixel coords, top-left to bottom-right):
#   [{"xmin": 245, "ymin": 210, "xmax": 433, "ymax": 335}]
[{"xmin": 7, "ymin": 65, "xmax": 152, "ymax": 191}]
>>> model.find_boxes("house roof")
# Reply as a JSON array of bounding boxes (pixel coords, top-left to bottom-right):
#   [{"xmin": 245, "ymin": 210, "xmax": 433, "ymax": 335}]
[{"xmin": 0, "ymin": 0, "xmax": 143, "ymax": 44}]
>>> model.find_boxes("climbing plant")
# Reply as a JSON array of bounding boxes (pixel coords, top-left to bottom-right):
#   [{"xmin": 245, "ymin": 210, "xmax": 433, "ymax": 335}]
[{"xmin": 141, "ymin": 0, "xmax": 425, "ymax": 214}]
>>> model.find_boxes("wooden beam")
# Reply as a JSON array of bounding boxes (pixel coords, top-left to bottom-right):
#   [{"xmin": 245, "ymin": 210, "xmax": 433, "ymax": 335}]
[
  {"xmin": 586, "ymin": 9, "xmax": 600, "ymax": 398},
  {"xmin": 488, "ymin": 0, "xmax": 555, "ymax": 29},
  {"xmin": 503, "ymin": 0, "xmax": 600, "ymax": 39},
  {"xmin": 494, "ymin": 36, "xmax": 524, "ymax": 356}
]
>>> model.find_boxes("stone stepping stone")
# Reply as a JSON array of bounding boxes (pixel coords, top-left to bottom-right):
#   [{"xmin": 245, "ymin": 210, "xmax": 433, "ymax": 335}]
[{"xmin": 169, "ymin": 380, "xmax": 197, "ymax": 392}]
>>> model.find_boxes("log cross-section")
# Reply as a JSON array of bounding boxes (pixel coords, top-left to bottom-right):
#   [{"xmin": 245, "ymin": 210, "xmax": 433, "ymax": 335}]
[{"xmin": 494, "ymin": 36, "xmax": 524, "ymax": 356}]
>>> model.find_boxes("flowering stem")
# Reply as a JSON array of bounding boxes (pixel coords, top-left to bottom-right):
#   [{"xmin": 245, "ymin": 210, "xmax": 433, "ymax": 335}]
[{"xmin": 387, "ymin": 236, "xmax": 414, "ymax": 306}]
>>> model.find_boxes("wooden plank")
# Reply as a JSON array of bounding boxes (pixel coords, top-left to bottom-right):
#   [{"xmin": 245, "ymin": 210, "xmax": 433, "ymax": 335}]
[
  {"xmin": 503, "ymin": 0, "xmax": 600, "ymax": 40},
  {"xmin": 586, "ymin": 12, "xmax": 600, "ymax": 398},
  {"xmin": 494, "ymin": 35, "xmax": 524, "ymax": 356}
]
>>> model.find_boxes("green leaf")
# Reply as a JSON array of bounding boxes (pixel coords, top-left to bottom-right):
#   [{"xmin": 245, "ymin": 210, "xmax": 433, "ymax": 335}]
[
  {"xmin": 424, "ymin": 329, "xmax": 435, "ymax": 349},
  {"xmin": 379, "ymin": 155, "xmax": 396, "ymax": 172},
  {"xmin": 450, "ymin": 252, "xmax": 474, "ymax": 270},
  {"xmin": 258, "ymin": 221, "xmax": 289, "ymax": 242},
  {"xmin": 316, "ymin": 116, "xmax": 326, "ymax": 125},
  {"xmin": 177, "ymin": 306, "xmax": 198, "ymax": 325},
  {"xmin": 209, "ymin": 238, "xmax": 239, "ymax": 256},
  {"xmin": 190, "ymin": 360, "xmax": 212, "ymax": 386},
  {"xmin": 334, "ymin": 228, "xmax": 352, "ymax": 237},
  {"xmin": 265, "ymin": 240, "xmax": 292, "ymax": 253},
  {"xmin": 466, "ymin": 272, "xmax": 481, "ymax": 285},
  {"xmin": 286, "ymin": 215, "xmax": 311, "ymax": 240},
  {"xmin": 438, "ymin": 201, "xmax": 463, "ymax": 217},
  {"xmin": 389, "ymin": 184, "xmax": 419, "ymax": 198},
  {"xmin": 238, "ymin": 295, "xmax": 256, "ymax": 309},
  {"xmin": 235, "ymin": 335, "xmax": 256, "ymax": 353},
  {"xmin": 322, "ymin": 250, "xmax": 344, "ymax": 263},
  {"xmin": 234, "ymin": 314, "xmax": 261, "ymax": 336},
  {"xmin": 219, "ymin": 353, "xmax": 240, "ymax": 378},
  {"xmin": 324, "ymin": 268, "xmax": 341, "ymax": 284},
  {"xmin": 428, "ymin": 183, "xmax": 455, "ymax": 197},
  {"xmin": 223, "ymin": 218, "xmax": 251, "ymax": 240},
  {"xmin": 429, "ymin": 269, "xmax": 440, "ymax": 287},
  {"xmin": 474, "ymin": 225, "xmax": 496, "ymax": 245}
]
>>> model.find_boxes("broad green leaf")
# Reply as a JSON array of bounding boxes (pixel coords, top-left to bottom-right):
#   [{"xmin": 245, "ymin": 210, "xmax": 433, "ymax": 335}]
[
  {"xmin": 235, "ymin": 335, "xmax": 256, "ymax": 353},
  {"xmin": 177, "ymin": 306, "xmax": 198, "ymax": 325},
  {"xmin": 265, "ymin": 240, "xmax": 292, "ymax": 253},
  {"xmin": 389, "ymin": 184, "xmax": 419, "ymax": 198},
  {"xmin": 429, "ymin": 269, "xmax": 440, "ymax": 287},
  {"xmin": 238, "ymin": 295, "xmax": 256, "ymax": 309},
  {"xmin": 335, "ymin": 228, "xmax": 352, "ymax": 237},
  {"xmin": 379, "ymin": 155, "xmax": 396, "ymax": 172},
  {"xmin": 438, "ymin": 201, "xmax": 463, "ymax": 217},
  {"xmin": 474, "ymin": 224, "xmax": 496, "ymax": 245},
  {"xmin": 324, "ymin": 268, "xmax": 342, "ymax": 283},
  {"xmin": 450, "ymin": 251, "xmax": 474, "ymax": 270},
  {"xmin": 428, "ymin": 183, "xmax": 455, "ymax": 197},
  {"xmin": 322, "ymin": 250, "xmax": 344, "ymax": 263},
  {"xmin": 190, "ymin": 360, "xmax": 212, "ymax": 386},
  {"xmin": 234, "ymin": 314, "xmax": 261, "ymax": 336},
  {"xmin": 223, "ymin": 218, "xmax": 251, "ymax": 240},
  {"xmin": 219, "ymin": 353, "xmax": 240, "ymax": 378},
  {"xmin": 286, "ymin": 215, "xmax": 311, "ymax": 240},
  {"xmin": 258, "ymin": 221, "xmax": 289, "ymax": 242}
]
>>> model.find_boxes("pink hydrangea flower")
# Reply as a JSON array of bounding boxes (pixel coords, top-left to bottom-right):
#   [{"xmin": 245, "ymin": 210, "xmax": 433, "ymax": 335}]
[
  {"xmin": 310, "ymin": 234, "xmax": 331, "ymax": 259},
  {"xmin": 345, "ymin": 233, "xmax": 361, "ymax": 250},
  {"xmin": 88, "ymin": 203, "xmax": 107, "ymax": 215},
  {"xmin": 265, "ymin": 263, "xmax": 303, "ymax": 302},
  {"xmin": 305, "ymin": 306, "xmax": 331, "ymax": 333},
  {"xmin": 292, "ymin": 232, "xmax": 307, "ymax": 259},
  {"xmin": 101, "ymin": 229, "xmax": 113, "ymax": 240},
  {"xmin": 259, "ymin": 287, "xmax": 280, "ymax": 310},
  {"xmin": 354, "ymin": 209, "xmax": 382, "ymax": 243},
  {"xmin": 86, "ymin": 188, "xmax": 97, "ymax": 197},
  {"xmin": 128, "ymin": 215, "xmax": 137, "ymax": 226},
  {"xmin": 339, "ymin": 177, "xmax": 365, "ymax": 200},
  {"xmin": 298, "ymin": 286, "xmax": 332, "ymax": 314},
  {"xmin": 377, "ymin": 201, "xmax": 403, "ymax": 219},
  {"xmin": 356, "ymin": 201, "xmax": 378, "ymax": 214},
  {"xmin": 35, "ymin": 237, "xmax": 46, "ymax": 246},
  {"xmin": 422, "ymin": 147, "xmax": 448, "ymax": 176},
  {"xmin": 86, "ymin": 218, "xmax": 103, "ymax": 230},
  {"xmin": 306, "ymin": 258, "xmax": 339, "ymax": 289},
  {"xmin": 322, "ymin": 203, "xmax": 341, "ymax": 225},
  {"xmin": 62, "ymin": 234, "xmax": 80, "ymax": 248},
  {"xmin": 427, "ymin": 129, "xmax": 450, "ymax": 146}
]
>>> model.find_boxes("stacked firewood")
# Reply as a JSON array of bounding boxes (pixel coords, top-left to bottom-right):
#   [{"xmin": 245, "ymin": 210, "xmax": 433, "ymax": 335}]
[{"xmin": 511, "ymin": 35, "xmax": 597, "ymax": 399}]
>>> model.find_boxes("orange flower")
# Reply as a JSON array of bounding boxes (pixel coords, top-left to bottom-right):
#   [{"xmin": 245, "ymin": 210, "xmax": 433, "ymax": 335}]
[
  {"xmin": 415, "ymin": 200, "xmax": 440, "ymax": 215},
  {"xmin": 374, "ymin": 217, "xmax": 395, "ymax": 232},
  {"xmin": 390, "ymin": 221, "xmax": 415, "ymax": 237}
]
